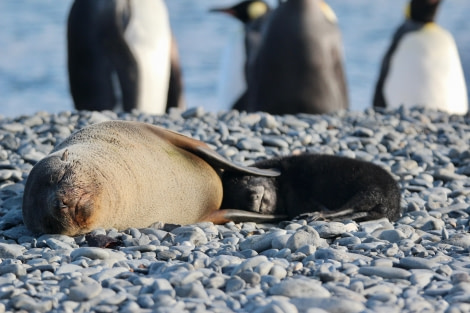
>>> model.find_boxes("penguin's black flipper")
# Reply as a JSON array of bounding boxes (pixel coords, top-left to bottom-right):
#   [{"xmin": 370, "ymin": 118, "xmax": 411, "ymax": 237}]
[
  {"xmin": 166, "ymin": 36, "xmax": 185, "ymax": 111},
  {"xmin": 67, "ymin": 0, "xmax": 117, "ymax": 111}
]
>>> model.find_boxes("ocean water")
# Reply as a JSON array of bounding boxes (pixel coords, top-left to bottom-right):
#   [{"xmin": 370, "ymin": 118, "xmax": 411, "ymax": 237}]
[{"xmin": 0, "ymin": 0, "xmax": 469, "ymax": 118}]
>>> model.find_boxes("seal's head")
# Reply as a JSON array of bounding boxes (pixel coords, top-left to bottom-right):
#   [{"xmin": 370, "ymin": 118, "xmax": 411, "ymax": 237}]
[
  {"xmin": 22, "ymin": 149, "xmax": 102, "ymax": 236},
  {"xmin": 221, "ymin": 174, "xmax": 278, "ymax": 215}
]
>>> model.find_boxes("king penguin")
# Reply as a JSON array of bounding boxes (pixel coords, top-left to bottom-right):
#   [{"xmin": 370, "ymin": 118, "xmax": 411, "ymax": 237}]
[
  {"xmin": 67, "ymin": 0, "xmax": 185, "ymax": 114},
  {"xmin": 210, "ymin": 1, "xmax": 271, "ymax": 111},
  {"xmin": 373, "ymin": 0, "xmax": 468, "ymax": 115},
  {"xmin": 243, "ymin": 0, "xmax": 349, "ymax": 114}
]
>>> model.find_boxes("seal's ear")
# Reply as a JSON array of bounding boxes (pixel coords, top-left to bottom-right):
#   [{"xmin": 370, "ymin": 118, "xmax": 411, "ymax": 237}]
[
  {"xmin": 146, "ymin": 124, "xmax": 280, "ymax": 177},
  {"xmin": 202, "ymin": 209, "xmax": 287, "ymax": 224}
]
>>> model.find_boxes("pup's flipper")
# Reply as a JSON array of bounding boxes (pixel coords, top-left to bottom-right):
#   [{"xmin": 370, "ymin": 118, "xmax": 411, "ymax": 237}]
[{"xmin": 202, "ymin": 209, "xmax": 287, "ymax": 224}]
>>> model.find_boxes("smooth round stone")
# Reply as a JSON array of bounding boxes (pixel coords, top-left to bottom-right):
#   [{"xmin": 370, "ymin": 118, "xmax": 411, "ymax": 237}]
[
  {"xmin": 314, "ymin": 222, "xmax": 358, "ymax": 239},
  {"xmin": 268, "ymin": 278, "xmax": 330, "ymax": 298},
  {"xmin": 444, "ymin": 233, "xmax": 470, "ymax": 249},
  {"xmin": 433, "ymin": 168, "xmax": 467, "ymax": 181},
  {"xmin": 204, "ymin": 275, "xmax": 226, "ymax": 289},
  {"xmin": 409, "ymin": 270, "xmax": 435, "ymax": 287},
  {"xmin": 137, "ymin": 294, "xmax": 154, "ymax": 308},
  {"xmin": 0, "ymin": 243, "xmax": 25, "ymax": 258},
  {"xmin": 371, "ymin": 259, "xmax": 393, "ymax": 267},
  {"xmin": 10, "ymin": 294, "xmax": 52, "ymax": 313},
  {"xmin": 152, "ymin": 279, "xmax": 175, "ymax": 297},
  {"xmin": 271, "ymin": 234, "xmax": 291, "ymax": 250},
  {"xmin": 286, "ymin": 228, "xmax": 325, "ymax": 252},
  {"xmin": 225, "ymin": 276, "xmax": 246, "ymax": 293},
  {"xmin": 315, "ymin": 248, "xmax": 372, "ymax": 263},
  {"xmin": 291, "ymin": 297, "xmax": 365, "ymax": 313},
  {"xmin": 262, "ymin": 136, "xmax": 289, "ymax": 148},
  {"xmin": 1, "ymin": 123, "xmax": 25, "ymax": 133},
  {"xmin": 68, "ymin": 281, "xmax": 102, "ymax": 301},
  {"xmin": 358, "ymin": 266, "xmax": 411, "ymax": 279},
  {"xmin": 254, "ymin": 261, "xmax": 274, "ymax": 276},
  {"xmin": 181, "ymin": 107, "xmax": 204, "ymax": 118},
  {"xmin": 335, "ymin": 236, "xmax": 361, "ymax": 246},
  {"xmin": 269, "ymin": 265, "xmax": 287, "ymax": 280},
  {"xmin": 377, "ymin": 229, "xmax": 407, "ymax": 243},
  {"xmin": 170, "ymin": 270, "xmax": 204, "ymax": 286},
  {"xmin": 252, "ymin": 300, "xmax": 299, "ymax": 313},
  {"xmin": 411, "ymin": 216, "xmax": 445, "ymax": 231},
  {"xmin": 259, "ymin": 115, "xmax": 278, "ymax": 129},
  {"xmin": 90, "ymin": 268, "xmax": 129, "ymax": 282},
  {"xmin": 174, "ymin": 281, "xmax": 208, "ymax": 300},
  {"xmin": 70, "ymin": 247, "xmax": 110, "ymax": 260},
  {"xmin": 0, "ymin": 264, "xmax": 26, "ymax": 277},
  {"xmin": 231, "ymin": 256, "xmax": 268, "ymax": 276},
  {"xmin": 239, "ymin": 271, "xmax": 261, "ymax": 286},
  {"xmin": 399, "ymin": 257, "xmax": 436, "ymax": 270},
  {"xmin": 282, "ymin": 117, "xmax": 310, "ymax": 128},
  {"xmin": 171, "ymin": 226, "xmax": 207, "ymax": 246},
  {"xmin": 239, "ymin": 230, "xmax": 286, "ymax": 252}
]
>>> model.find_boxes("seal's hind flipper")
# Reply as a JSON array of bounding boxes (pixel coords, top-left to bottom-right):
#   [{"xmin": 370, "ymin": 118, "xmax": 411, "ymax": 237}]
[
  {"xmin": 202, "ymin": 209, "xmax": 287, "ymax": 224},
  {"xmin": 146, "ymin": 124, "xmax": 280, "ymax": 177}
]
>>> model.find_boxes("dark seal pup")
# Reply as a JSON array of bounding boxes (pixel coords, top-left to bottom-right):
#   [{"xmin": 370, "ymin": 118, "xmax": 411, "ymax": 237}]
[
  {"xmin": 221, "ymin": 154, "xmax": 401, "ymax": 222},
  {"xmin": 22, "ymin": 121, "xmax": 279, "ymax": 236}
]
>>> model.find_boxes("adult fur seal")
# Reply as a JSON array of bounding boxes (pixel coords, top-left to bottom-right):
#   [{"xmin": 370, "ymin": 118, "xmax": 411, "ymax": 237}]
[
  {"xmin": 22, "ymin": 121, "xmax": 280, "ymax": 236},
  {"xmin": 221, "ymin": 154, "xmax": 401, "ymax": 222}
]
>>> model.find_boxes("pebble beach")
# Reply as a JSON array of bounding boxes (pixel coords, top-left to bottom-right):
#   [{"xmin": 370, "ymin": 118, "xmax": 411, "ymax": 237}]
[{"xmin": 0, "ymin": 107, "xmax": 470, "ymax": 313}]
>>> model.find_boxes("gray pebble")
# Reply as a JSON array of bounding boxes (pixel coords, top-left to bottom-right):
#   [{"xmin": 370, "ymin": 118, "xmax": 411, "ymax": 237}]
[
  {"xmin": 286, "ymin": 227, "xmax": 326, "ymax": 251},
  {"xmin": 68, "ymin": 281, "xmax": 103, "ymax": 301},
  {"xmin": 225, "ymin": 276, "xmax": 246, "ymax": 293},
  {"xmin": 10, "ymin": 294, "xmax": 53, "ymax": 313},
  {"xmin": 399, "ymin": 257, "xmax": 436, "ymax": 270},
  {"xmin": 291, "ymin": 297, "xmax": 365, "ymax": 313},
  {"xmin": 314, "ymin": 222, "xmax": 358, "ymax": 239},
  {"xmin": 172, "ymin": 226, "xmax": 208, "ymax": 246},
  {"xmin": 0, "ymin": 242, "xmax": 25, "ymax": 258},
  {"xmin": 239, "ymin": 230, "xmax": 286, "ymax": 252},
  {"xmin": 268, "ymin": 278, "xmax": 330, "ymax": 298},
  {"xmin": 358, "ymin": 266, "xmax": 411, "ymax": 279}
]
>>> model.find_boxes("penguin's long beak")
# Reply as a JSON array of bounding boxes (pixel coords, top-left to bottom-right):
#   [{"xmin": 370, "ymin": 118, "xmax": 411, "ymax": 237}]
[{"xmin": 209, "ymin": 7, "xmax": 236, "ymax": 17}]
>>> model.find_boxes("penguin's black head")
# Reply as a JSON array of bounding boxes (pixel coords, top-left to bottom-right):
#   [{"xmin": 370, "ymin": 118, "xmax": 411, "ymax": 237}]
[
  {"xmin": 408, "ymin": 0, "xmax": 441, "ymax": 23},
  {"xmin": 210, "ymin": 0, "xmax": 270, "ymax": 24}
]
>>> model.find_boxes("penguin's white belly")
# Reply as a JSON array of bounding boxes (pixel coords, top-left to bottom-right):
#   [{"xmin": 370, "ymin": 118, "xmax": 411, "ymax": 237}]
[
  {"xmin": 124, "ymin": 0, "xmax": 171, "ymax": 115},
  {"xmin": 217, "ymin": 28, "xmax": 246, "ymax": 111},
  {"xmin": 384, "ymin": 26, "xmax": 468, "ymax": 115}
]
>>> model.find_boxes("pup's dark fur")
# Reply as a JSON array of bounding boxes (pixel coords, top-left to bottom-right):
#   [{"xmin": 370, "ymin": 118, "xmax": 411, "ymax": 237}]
[{"xmin": 221, "ymin": 154, "xmax": 401, "ymax": 222}]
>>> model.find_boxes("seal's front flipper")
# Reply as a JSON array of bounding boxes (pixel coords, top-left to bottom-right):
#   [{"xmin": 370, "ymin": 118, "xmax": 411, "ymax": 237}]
[
  {"xmin": 195, "ymin": 146, "xmax": 280, "ymax": 176},
  {"xmin": 202, "ymin": 209, "xmax": 287, "ymax": 224},
  {"xmin": 144, "ymin": 124, "xmax": 280, "ymax": 177}
]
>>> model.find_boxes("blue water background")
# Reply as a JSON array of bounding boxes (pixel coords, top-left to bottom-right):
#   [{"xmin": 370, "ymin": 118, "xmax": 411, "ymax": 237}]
[{"xmin": 0, "ymin": 0, "xmax": 469, "ymax": 117}]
